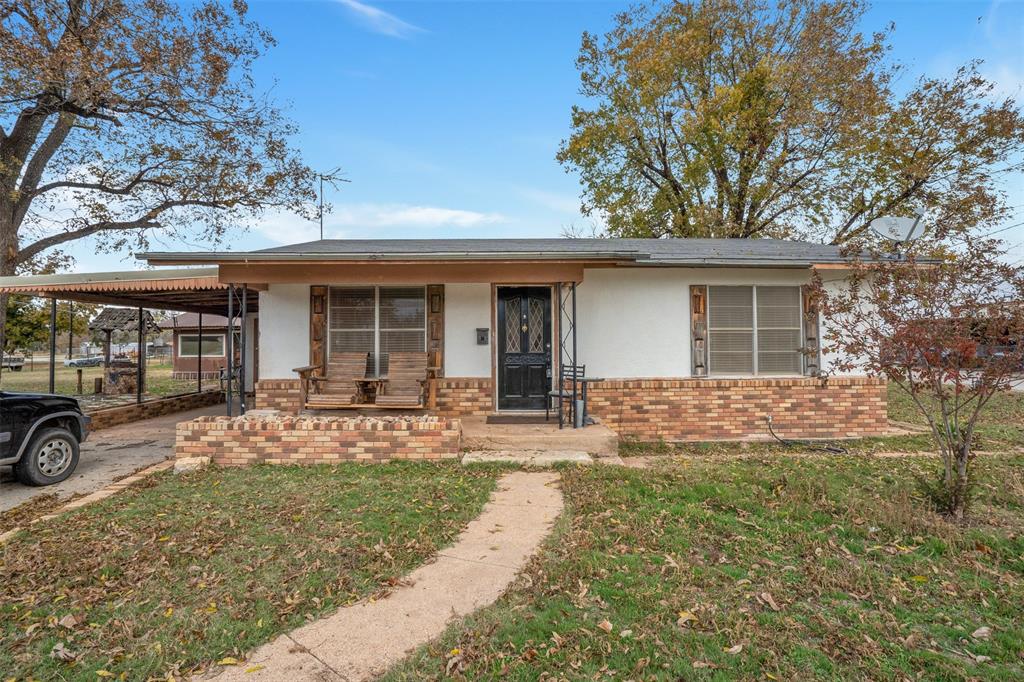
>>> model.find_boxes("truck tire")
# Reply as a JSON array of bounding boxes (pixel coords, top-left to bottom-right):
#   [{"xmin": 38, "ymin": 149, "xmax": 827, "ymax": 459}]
[{"xmin": 14, "ymin": 427, "xmax": 80, "ymax": 486}]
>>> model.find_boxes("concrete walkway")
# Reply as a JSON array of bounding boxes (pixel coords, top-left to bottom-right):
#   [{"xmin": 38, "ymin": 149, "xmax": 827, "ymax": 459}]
[
  {"xmin": 0, "ymin": 404, "xmax": 223, "ymax": 512},
  {"xmin": 209, "ymin": 471, "xmax": 563, "ymax": 682}
]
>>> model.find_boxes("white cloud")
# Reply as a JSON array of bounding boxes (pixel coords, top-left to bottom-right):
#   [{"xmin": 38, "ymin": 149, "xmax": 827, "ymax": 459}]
[
  {"xmin": 251, "ymin": 210, "xmax": 336, "ymax": 245},
  {"xmin": 335, "ymin": 0, "xmax": 423, "ymax": 38},
  {"xmin": 252, "ymin": 204, "xmax": 506, "ymax": 245},
  {"xmin": 332, "ymin": 203, "xmax": 505, "ymax": 228}
]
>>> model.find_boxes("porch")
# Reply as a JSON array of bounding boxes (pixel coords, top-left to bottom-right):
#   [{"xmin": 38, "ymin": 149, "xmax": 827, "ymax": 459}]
[{"xmin": 259, "ymin": 279, "xmax": 590, "ymax": 428}]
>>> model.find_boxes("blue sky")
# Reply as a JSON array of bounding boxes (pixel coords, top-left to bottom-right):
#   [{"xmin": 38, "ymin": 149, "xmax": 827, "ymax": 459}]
[{"xmin": 80, "ymin": 0, "xmax": 1023, "ymax": 270}]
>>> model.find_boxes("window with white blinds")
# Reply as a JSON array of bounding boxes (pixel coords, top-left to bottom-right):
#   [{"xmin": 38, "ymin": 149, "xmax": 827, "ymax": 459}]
[
  {"xmin": 708, "ymin": 286, "xmax": 754, "ymax": 374},
  {"xmin": 707, "ymin": 285, "xmax": 802, "ymax": 376},
  {"xmin": 329, "ymin": 286, "xmax": 426, "ymax": 376},
  {"xmin": 756, "ymin": 286, "xmax": 803, "ymax": 374}
]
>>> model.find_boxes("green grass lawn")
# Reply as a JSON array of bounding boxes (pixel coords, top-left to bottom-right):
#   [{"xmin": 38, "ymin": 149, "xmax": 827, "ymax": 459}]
[
  {"xmin": 387, "ymin": 455, "xmax": 1024, "ymax": 681},
  {"xmin": 0, "ymin": 358, "xmax": 200, "ymax": 398},
  {"xmin": 0, "ymin": 463, "xmax": 498, "ymax": 681}
]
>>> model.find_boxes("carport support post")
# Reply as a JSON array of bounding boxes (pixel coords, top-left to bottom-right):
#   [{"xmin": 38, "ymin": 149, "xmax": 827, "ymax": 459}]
[
  {"xmin": 48, "ymin": 297, "xmax": 57, "ymax": 393},
  {"xmin": 226, "ymin": 285, "xmax": 234, "ymax": 416},
  {"xmin": 197, "ymin": 313, "xmax": 203, "ymax": 393},
  {"xmin": 67, "ymin": 301, "xmax": 73, "ymax": 359},
  {"xmin": 136, "ymin": 306, "xmax": 144, "ymax": 405},
  {"xmin": 239, "ymin": 284, "xmax": 247, "ymax": 414}
]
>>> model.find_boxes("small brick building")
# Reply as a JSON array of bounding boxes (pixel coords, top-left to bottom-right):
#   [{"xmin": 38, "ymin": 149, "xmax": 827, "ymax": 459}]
[{"xmin": 159, "ymin": 312, "xmax": 238, "ymax": 380}]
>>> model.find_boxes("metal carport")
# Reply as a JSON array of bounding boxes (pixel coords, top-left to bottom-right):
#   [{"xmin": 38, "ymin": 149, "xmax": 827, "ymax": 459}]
[{"xmin": 0, "ymin": 268, "xmax": 258, "ymax": 415}]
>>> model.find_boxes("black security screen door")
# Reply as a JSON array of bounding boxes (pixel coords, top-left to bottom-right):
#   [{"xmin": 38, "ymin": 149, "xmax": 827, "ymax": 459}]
[{"xmin": 497, "ymin": 287, "xmax": 552, "ymax": 410}]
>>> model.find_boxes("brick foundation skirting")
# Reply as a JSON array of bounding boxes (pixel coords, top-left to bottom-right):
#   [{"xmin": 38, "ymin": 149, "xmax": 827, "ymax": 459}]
[
  {"xmin": 255, "ymin": 379, "xmax": 302, "ymax": 412},
  {"xmin": 435, "ymin": 378, "xmax": 493, "ymax": 416},
  {"xmin": 586, "ymin": 376, "xmax": 888, "ymax": 442},
  {"xmin": 87, "ymin": 390, "xmax": 225, "ymax": 431},
  {"xmin": 175, "ymin": 415, "xmax": 462, "ymax": 465}
]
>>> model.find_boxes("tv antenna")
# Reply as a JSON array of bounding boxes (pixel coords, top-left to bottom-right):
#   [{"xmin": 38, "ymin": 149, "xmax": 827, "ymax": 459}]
[{"xmin": 315, "ymin": 168, "xmax": 349, "ymax": 240}]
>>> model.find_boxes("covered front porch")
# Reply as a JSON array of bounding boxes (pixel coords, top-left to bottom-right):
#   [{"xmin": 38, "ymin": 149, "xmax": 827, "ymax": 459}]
[
  {"xmin": 212, "ymin": 259, "xmax": 599, "ymax": 427},
  {"xmin": 284, "ymin": 282, "xmax": 585, "ymax": 424}
]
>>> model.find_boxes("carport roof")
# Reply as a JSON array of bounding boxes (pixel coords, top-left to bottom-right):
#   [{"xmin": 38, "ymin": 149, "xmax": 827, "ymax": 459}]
[{"xmin": 0, "ymin": 267, "xmax": 257, "ymax": 315}]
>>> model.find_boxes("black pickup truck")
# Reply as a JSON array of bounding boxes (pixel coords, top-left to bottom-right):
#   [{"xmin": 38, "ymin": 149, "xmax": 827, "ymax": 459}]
[{"xmin": 0, "ymin": 392, "xmax": 90, "ymax": 486}]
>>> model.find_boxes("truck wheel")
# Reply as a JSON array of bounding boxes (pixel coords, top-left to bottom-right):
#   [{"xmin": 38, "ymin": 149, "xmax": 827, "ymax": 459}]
[{"xmin": 15, "ymin": 428, "xmax": 80, "ymax": 486}]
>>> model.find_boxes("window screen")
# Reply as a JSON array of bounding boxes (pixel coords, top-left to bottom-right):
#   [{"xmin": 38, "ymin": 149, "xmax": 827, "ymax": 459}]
[
  {"xmin": 379, "ymin": 287, "xmax": 426, "ymax": 375},
  {"xmin": 707, "ymin": 285, "xmax": 802, "ymax": 375},
  {"xmin": 329, "ymin": 287, "xmax": 375, "ymax": 359},
  {"xmin": 179, "ymin": 334, "xmax": 225, "ymax": 357},
  {"xmin": 756, "ymin": 286, "xmax": 803, "ymax": 374},
  {"xmin": 329, "ymin": 286, "xmax": 425, "ymax": 376},
  {"xmin": 708, "ymin": 286, "xmax": 754, "ymax": 374}
]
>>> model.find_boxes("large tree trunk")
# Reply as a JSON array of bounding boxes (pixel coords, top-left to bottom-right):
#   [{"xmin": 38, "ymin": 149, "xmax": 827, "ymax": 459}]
[
  {"xmin": 0, "ymin": 256, "xmax": 15, "ymax": 370},
  {"xmin": 0, "ymin": 204, "xmax": 18, "ymax": 358}
]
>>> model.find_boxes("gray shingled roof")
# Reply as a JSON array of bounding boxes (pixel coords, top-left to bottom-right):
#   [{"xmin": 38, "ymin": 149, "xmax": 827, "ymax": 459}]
[{"xmin": 141, "ymin": 238, "xmax": 852, "ymax": 267}]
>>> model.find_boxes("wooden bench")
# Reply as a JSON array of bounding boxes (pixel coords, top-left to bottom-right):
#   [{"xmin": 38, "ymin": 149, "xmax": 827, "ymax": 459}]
[
  {"xmin": 375, "ymin": 352, "xmax": 429, "ymax": 409},
  {"xmin": 295, "ymin": 352, "xmax": 370, "ymax": 409}
]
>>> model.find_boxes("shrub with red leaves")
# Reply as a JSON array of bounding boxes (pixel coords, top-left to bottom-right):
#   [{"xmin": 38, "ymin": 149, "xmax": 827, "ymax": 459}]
[{"xmin": 813, "ymin": 237, "xmax": 1024, "ymax": 520}]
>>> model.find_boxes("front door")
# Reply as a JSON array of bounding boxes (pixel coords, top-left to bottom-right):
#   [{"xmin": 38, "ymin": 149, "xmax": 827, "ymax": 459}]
[{"xmin": 497, "ymin": 287, "xmax": 552, "ymax": 410}]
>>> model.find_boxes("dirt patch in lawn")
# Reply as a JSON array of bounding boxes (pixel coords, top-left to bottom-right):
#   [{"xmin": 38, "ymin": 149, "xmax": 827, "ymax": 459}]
[{"xmin": 0, "ymin": 462, "xmax": 498, "ymax": 681}]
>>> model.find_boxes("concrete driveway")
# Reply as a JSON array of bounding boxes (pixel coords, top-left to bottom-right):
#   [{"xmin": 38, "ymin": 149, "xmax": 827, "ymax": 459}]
[{"xmin": 0, "ymin": 404, "xmax": 222, "ymax": 512}]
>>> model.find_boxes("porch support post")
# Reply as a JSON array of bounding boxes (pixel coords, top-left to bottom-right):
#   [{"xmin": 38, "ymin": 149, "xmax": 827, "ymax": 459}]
[
  {"xmin": 136, "ymin": 306, "xmax": 144, "ymax": 404},
  {"xmin": 48, "ymin": 297, "xmax": 57, "ymax": 393},
  {"xmin": 197, "ymin": 313, "xmax": 203, "ymax": 393},
  {"xmin": 571, "ymin": 281, "xmax": 578, "ymax": 429},
  {"xmin": 239, "ymin": 284, "xmax": 247, "ymax": 414},
  {"xmin": 561, "ymin": 280, "xmax": 569, "ymax": 425},
  {"xmin": 226, "ymin": 285, "xmax": 234, "ymax": 416}
]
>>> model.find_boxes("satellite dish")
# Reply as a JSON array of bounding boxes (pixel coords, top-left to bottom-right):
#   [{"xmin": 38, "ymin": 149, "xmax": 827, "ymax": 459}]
[{"xmin": 870, "ymin": 210, "xmax": 926, "ymax": 243}]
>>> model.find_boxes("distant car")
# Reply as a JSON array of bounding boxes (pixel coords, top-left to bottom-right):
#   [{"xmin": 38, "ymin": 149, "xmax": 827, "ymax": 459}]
[
  {"xmin": 1, "ymin": 352, "xmax": 25, "ymax": 371},
  {"xmin": 0, "ymin": 391, "xmax": 90, "ymax": 486},
  {"xmin": 64, "ymin": 356, "xmax": 103, "ymax": 368}
]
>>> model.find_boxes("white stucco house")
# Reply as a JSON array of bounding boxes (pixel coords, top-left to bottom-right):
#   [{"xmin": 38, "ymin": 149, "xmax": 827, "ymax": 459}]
[{"xmin": 135, "ymin": 238, "xmax": 888, "ymax": 442}]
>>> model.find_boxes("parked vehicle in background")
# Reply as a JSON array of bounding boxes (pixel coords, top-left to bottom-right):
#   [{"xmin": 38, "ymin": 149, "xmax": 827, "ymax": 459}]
[
  {"xmin": 1, "ymin": 351, "xmax": 26, "ymax": 371},
  {"xmin": 64, "ymin": 356, "xmax": 104, "ymax": 368},
  {"xmin": 0, "ymin": 392, "xmax": 90, "ymax": 486}
]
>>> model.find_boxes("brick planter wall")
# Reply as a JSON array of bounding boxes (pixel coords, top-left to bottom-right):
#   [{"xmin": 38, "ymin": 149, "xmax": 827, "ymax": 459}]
[
  {"xmin": 175, "ymin": 415, "xmax": 462, "ymax": 465},
  {"xmin": 254, "ymin": 379, "xmax": 302, "ymax": 412},
  {"xmin": 586, "ymin": 376, "xmax": 887, "ymax": 442},
  {"xmin": 87, "ymin": 390, "xmax": 225, "ymax": 431},
  {"xmin": 435, "ymin": 378, "xmax": 493, "ymax": 416}
]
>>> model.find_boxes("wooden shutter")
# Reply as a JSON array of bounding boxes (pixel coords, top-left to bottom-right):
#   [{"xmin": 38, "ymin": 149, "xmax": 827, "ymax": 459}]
[
  {"xmin": 309, "ymin": 286, "xmax": 328, "ymax": 378},
  {"xmin": 690, "ymin": 285, "xmax": 708, "ymax": 377},
  {"xmin": 426, "ymin": 285, "xmax": 444, "ymax": 377},
  {"xmin": 801, "ymin": 285, "xmax": 821, "ymax": 376}
]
